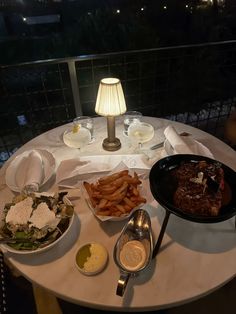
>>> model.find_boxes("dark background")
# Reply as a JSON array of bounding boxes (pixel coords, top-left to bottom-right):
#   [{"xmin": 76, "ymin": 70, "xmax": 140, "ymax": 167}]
[
  {"xmin": 1, "ymin": 0, "xmax": 236, "ymax": 164},
  {"xmin": 0, "ymin": 0, "xmax": 236, "ymax": 64}
]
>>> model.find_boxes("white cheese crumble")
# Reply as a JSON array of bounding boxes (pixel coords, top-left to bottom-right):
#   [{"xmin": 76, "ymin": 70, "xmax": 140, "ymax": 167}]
[
  {"xmin": 6, "ymin": 197, "xmax": 33, "ymax": 225},
  {"xmin": 29, "ymin": 202, "xmax": 59, "ymax": 230}
]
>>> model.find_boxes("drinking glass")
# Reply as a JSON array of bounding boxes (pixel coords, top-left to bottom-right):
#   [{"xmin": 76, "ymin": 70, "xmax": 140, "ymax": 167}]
[
  {"xmin": 128, "ymin": 121, "xmax": 154, "ymax": 152},
  {"xmin": 63, "ymin": 126, "xmax": 91, "ymax": 151},
  {"xmin": 123, "ymin": 111, "xmax": 143, "ymax": 136},
  {"xmin": 73, "ymin": 116, "xmax": 94, "ymax": 143}
]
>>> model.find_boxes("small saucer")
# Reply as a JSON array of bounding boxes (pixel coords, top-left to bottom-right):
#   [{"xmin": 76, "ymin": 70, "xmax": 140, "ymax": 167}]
[
  {"xmin": 75, "ymin": 242, "xmax": 108, "ymax": 276},
  {"xmin": 5, "ymin": 149, "xmax": 55, "ymax": 192}
]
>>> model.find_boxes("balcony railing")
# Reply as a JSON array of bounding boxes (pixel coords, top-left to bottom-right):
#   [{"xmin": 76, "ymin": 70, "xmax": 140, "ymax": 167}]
[{"xmin": 1, "ymin": 40, "xmax": 236, "ymax": 165}]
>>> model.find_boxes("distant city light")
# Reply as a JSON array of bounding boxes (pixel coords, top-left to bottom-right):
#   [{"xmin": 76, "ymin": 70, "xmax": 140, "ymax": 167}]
[
  {"xmin": 87, "ymin": 12, "xmax": 92, "ymax": 16},
  {"xmin": 186, "ymin": 5, "xmax": 189, "ymax": 8},
  {"xmin": 141, "ymin": 7, "xmax": 144, "ymax": 11},
  {"xmin": 17, "ymin": 115, "xmax": 27, "ymax": 126},
  {"xmin": 116, "ymin": 9, "xmax": 120, "ymax": 14},
  {"xmin": 163, "ymin": 6, "xmax": 167, "ymax": 10},
  {"xmin": 22, "ymin": 15, "xmax": 60, "ymax": 25},
  {"xmin": 200, "ymin": 0, "xmax": 225, "ymax": 6}
]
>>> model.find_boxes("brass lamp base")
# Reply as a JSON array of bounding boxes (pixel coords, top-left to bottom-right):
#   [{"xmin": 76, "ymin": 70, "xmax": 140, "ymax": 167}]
[{"xmin": 102, "ymin": 137, "xmax": 121, "ymax": 151}]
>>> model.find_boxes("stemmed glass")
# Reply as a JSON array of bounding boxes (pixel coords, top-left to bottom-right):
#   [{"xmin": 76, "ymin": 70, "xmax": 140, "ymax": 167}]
[
  {"xmin": 63, "ymin": 124, "xmax": 91, "ymax": 151},
  {"xmin": 73, "ymin": 116, "xmax": 94, "ymax": 143},
  {"xmin": 128, "ymin": 121, "xmax": 154, "ymax": 153},
  {"xmin": 123, "ymin": 111, "xmax": 143, "ymax": 136}
]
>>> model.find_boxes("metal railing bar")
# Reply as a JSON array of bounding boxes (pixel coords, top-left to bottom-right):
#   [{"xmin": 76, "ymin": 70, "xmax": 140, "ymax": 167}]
[
  {"xmin": 0, "ymin": 87, "xmax": 71, "ymax": 98},
  {"xmin": 58, "ymin": 63, "xmax": 72, "ymax": 120},
  {"xmin": 68, "ymin": 60, "xmax": 82, "ymax": 116},
  {"xmin": 2, "ymin": 39, "xmax": 236, "ymax": 69}
]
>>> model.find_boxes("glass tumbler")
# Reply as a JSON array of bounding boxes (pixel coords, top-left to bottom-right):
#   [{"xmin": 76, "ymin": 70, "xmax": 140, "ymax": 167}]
[
  {"xmin": 123, "ymin": 111, "xmax": 143, "ymax": 136},
  {"xmin": 73, "ymin": 116, "xmax": 94, "ymax": 143}
]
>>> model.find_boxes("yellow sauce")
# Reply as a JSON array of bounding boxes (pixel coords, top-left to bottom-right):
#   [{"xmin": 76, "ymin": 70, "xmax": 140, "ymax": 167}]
[
  {"xmin": 76, "ymin": 243, "xmax": 108, "ymax": 275},
  {"xmin": 119, "ymin": 240, "xmax": 146, "ymax": 271}
]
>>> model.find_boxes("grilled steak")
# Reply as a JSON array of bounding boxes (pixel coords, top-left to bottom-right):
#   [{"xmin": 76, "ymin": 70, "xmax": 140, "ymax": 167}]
[{"xmin": 172, "ymin": 160, "xmax": 224, "ymax": 216}]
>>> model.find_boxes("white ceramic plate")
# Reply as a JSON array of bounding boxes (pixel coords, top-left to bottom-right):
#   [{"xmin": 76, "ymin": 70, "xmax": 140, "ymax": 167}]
[
  {"xmin": 5, "ymin": 149, "xmax": 56, "ymax": 192},
  {"xmin": 1, "ymin": 195, "xmax": 75, "ymax": 255}
]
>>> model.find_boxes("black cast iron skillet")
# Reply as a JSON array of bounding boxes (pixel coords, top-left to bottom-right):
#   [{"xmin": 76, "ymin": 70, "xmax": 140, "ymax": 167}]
[
  {"xmin": 149, "ymin": 154, "xmax": 236, "ymax": 258},
  {"xmin": 149, "ymin": 154, "xmax": 236, "ymax": 224}
]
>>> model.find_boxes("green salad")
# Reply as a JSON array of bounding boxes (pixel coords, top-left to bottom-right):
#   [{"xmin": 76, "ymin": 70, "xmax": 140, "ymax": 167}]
[{"xmin": 0, "ymin": 192, "xmax": 74, "ymax": 250}]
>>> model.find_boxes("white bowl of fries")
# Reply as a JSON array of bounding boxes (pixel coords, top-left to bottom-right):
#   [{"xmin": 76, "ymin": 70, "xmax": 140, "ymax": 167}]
[{"xmin": 82, "ymin": 163, "xmax": 148, "ymax": 221}]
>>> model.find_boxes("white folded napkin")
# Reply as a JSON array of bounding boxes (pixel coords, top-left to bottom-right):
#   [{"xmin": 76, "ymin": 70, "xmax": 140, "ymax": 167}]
[
  {"xmin": 15, "ymin": 150, "xmax": 44, "ymax": 191},
  {"xmin": 56, "ymin": 155, "xmax": 151, "ymax": 188},
  {"xmin": 164, "ymin": 125, "xmax": 214, "ymax": 158},
  {"xmin": 56, "ymin": 159, "xmax": 91, "ymax": 187}
]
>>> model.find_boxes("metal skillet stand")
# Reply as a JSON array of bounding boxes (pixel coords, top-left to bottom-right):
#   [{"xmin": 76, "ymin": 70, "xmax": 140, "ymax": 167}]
[
  {"xmin": 149, "ymin": 154, "xmax": 236, "ymax": 259},
  {"xmin": 152, "ymin": 210, "xmax": 171, "ymax": 258},
  {"xmin": 153, "ymin": 209, "xmax": 236, "ymax": 259}
]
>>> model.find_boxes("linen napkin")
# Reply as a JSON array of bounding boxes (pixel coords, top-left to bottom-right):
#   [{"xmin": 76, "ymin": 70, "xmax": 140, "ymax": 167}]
[
  {"xmin": 15, "ymin": 150, "xmax": 44, "ymax": 191},
  {"xmin": 164, "ymin": 125, "xmax": 214, "ymax": 158},
  {"xmin": 56, "ymin": 155, "xmax": 151, "ymax": 188},
  {"xmin": 56, "ymin": 159, "xmax": 91, "ymax": 187}
]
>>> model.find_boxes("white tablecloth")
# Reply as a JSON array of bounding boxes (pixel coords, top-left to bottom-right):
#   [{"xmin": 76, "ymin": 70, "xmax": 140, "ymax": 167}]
[{"xmin": 0, "ymin": 116, "xmax": 236, "ymax": 311}]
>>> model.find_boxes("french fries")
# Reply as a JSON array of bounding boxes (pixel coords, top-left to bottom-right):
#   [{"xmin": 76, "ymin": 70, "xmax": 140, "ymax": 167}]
[{"xmin": 83, "ymin": 170, "xmax": 146, "ymax": 217}]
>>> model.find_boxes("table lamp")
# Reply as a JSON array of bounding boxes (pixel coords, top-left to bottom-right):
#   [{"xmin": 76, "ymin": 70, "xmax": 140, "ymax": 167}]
[{"xmin": 95, "ymin": 78, "xmax": 127, "ymax": 151}]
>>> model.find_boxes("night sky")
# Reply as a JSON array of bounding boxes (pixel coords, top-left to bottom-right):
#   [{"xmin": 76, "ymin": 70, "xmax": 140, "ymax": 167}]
[{"xmin": 0, "ymin": 0, "xmax": 236, "ymax": 64}]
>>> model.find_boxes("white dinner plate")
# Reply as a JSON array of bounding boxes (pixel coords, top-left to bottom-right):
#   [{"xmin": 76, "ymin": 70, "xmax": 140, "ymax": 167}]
[{"xmin": 5, "ymin": 149, "xmax": 56, "ymax": 192}]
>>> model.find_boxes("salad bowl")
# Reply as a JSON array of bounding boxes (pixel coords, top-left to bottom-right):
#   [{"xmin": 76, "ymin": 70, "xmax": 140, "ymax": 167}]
[{"xmin": 0, "ymin": 192, "xmax": 75, "ymax": 254}]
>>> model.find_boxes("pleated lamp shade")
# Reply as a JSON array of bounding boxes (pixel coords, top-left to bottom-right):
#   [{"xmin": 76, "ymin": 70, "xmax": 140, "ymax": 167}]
[{"xmin": 95, "ymin": 78, "xmax": 126, "ymax": 116}]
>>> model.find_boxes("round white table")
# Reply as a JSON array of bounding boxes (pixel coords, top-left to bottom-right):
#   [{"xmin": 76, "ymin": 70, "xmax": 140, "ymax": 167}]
[{"xmin": 0, "ymin": 116, "xmax": 236, "ymax": 311}]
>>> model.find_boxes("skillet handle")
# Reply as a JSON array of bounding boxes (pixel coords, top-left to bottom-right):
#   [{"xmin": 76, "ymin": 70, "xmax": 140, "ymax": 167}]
[{"xmin": 116, "ymin": 272, "xmax": 130, "ymax": 297}]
